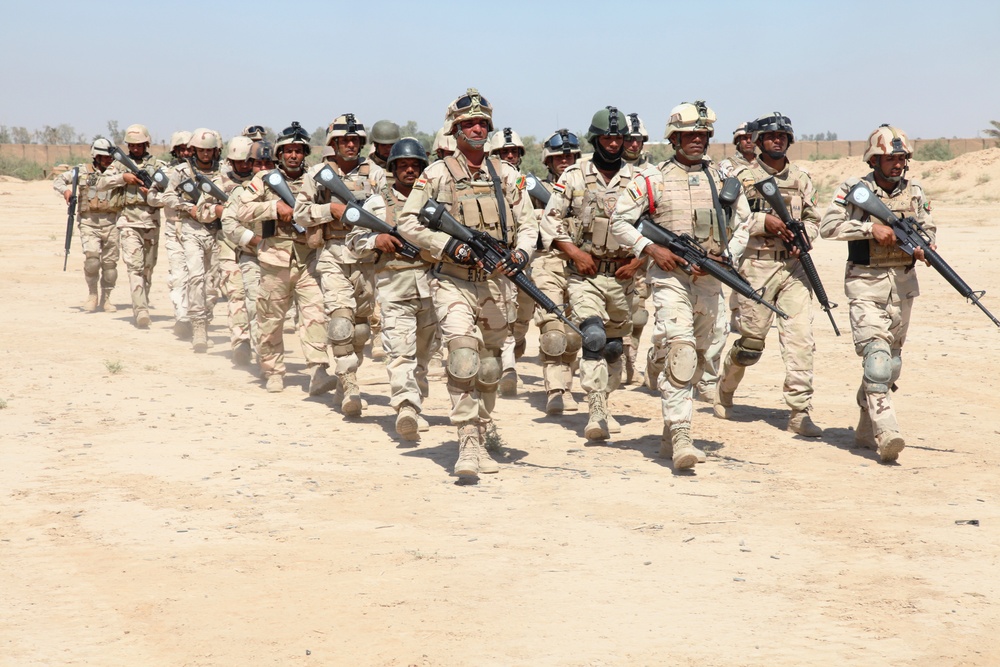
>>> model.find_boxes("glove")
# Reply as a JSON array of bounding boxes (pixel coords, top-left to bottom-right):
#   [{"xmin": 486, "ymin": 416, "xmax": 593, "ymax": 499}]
[
  {"xmin": 501, "ymin": 248, "xmax": 528, "ymax": 273},
  {"xmin": 444, "ymin": 237, "xmax": 475, "ymax": 265}
]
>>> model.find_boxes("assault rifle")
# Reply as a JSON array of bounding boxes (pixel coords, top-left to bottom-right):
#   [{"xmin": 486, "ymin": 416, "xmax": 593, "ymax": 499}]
[
  {"xmin": 151, "ymin": 168, "xmax": 171, "ymax": 191},
  {"xmin": 312, "ymin": 164, "xmax": 420, "ymax": 259},
  {"xmin": 754, "ymin": 176, "xmax": 840, "ymax": 335},
  {"xmin": 845, "ymin": 181, "xmax": 1000, "ymax": 328},
  {"xmin": 636, "ymin": 216, "xmax": 789, "ymax": 320},
  {"xmin": 178, "ymin": 178, "xmax": 200, "ymax": 203},
  {"xmin": 262, "ymin": 170, "xmax": 307, "ymax": 234},
  {"xmin": 109, "ymin": 146, "xmax": 153, "ymax": 188},
  {"xmin": 63, "ymin": 167, "xmax": 79, "ymax": 271},
  {"xmin": 524, "ymin": 173, "xmax": 550, "ymax": 206},
  {"xmin": 195, "ymin": 172, "xmax": 228, "ymax": 203},
  {"xmin": 418, "ymin": 197, "xmax": 582, "ymax": 336}
]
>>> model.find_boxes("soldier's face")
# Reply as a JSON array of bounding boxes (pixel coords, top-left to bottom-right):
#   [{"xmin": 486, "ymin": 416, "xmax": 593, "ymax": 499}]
[
  {"xmin": 94, "ymin": 155, "xmax": 113, "ymax": 171},
  {"xmin": 231, "ymin": 158, "xmax": 252, "ymax": 175},
  {"xmin": 334, "ymin": 136, "xmax": 362, "ymax": 160},
  {"xmin": 195, "ymin": 147, "xmax": 215, "ymax": 166},
  {"xmin": 624, "ymin": 136, "xmax": 644, "ymax": 158},
  {"xmin": 374, "ymin": 143, "xmax": 392, "ymax": 160},
  {"xmin": 498, "ymin": 146, "xmax": 521, "ymax": 166},
  {"xmin": 175, "ymin": 145, "xmax": 194, "ymax": 159},
  {"xmin": 597, "ymin": 135, "xmax": 623, "ymax": 153},
  {"xmin": 759, "ymin": 131, "xmax": 788, "ymax": 154},
  {"xmin": 547, "ymin": 153, "xmax": 576, "ymax": 178},
  {"xmin": 280, "ymin": 145, "xmax": 306, "ymax": 171},
  {"xmin": 458, "ymin": 119, "xmax": 489, "ymax": 142},
  {"xmin": 876, "ymin": 154, "xmax": 907, "ymax": 178},
  {"xmin": 737, "ymin": 134, "xmax": 754, "ymax": 154},
  {"xmin": 393, "ymin": 158, "xmax": 424, "ymax": 186},
  {"xmin": 676, "ymin": 131, "xmax": 709, "ymax": 158},
  {"xmin": 252, "ymin": 159, "xmax": 275, "ymax": 173},
  {"xmin": 127, "ymin": 142, "xmax": 148, "ymax": 158}
]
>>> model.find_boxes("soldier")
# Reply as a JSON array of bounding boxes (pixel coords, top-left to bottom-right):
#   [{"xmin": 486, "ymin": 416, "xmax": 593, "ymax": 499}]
[
  {"xmin": 714, "ymin": 113, "xmax": 824, "ymax": 437},
  {"xmin": 53, "ymin": 138, "xmax": 123, "ymax": 312},
  {"xmin": 820, "ymin": 124, "xmax": 933, "ymax": 463},
  {"xmin": 609, "ymin": 100, "xmax": 751, "ymax": 470},
  {"xmin": 222, "ymin": 140, "xmax": 275, "ymax": 366},
  {"xmin": 147, "ymin": 128, "xmax": 222, "ymax": 352},
  {"xmin": 235, "ymin": 122, "xmax": 338, "ymax": 395},
  {"xmin": 540, "ymin": 107, "xmax": 643, "ymax": 441},
  {"xmin": 297, "ymin": 114, "xmax": 386, "ymax": 416},
  {"xmin": 489, "ymin": 127, "xmax": 531, "ymax": 395},
  {"xmin": 202, "ymin": 136, "xmax": 255, "ymax": 365},
  {"xmin": 397, "ymin": 87, "xmax": 537, "ymax": 477},
  {"xmin": 368, "ymin": 120, "xmax": 401, "ymax": 170},
  {"xmin": 622, "ymin": 113, "xmax": 652, "ymax": 385},
  {"xmin": 623, "ymin": 113, "xmax": 652, "ymax": 168},
  {"xmin": 431, "ymin": 127, "xmax": 457, "ymax": 160},
  {"xmin": 532, "ymin": 129, "xmax": 583, "ymax": 414},
  {"xmin": 243, "ymin": 125, "xmax": 267, "ymax": 142},
  {"xmin": 718, "ymin": 122, "xmax": 756, "ymax": 177},
  {"xmin": 97, "ymin": 124, "xmax": 165, "ymax": 329},
  {"xmin": 347, "ymin": 138, "xmax": 438, "ymax": 439},
  {"xmin": 160, "ymin": 131, "xmax": 194, "ymax": 338}
]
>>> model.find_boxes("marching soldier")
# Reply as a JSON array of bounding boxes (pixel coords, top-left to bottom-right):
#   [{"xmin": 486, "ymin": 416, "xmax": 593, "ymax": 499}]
[
  {"xmin": 161, "ymin": 131, "xmax": 194, "ymax": 338},
  {"xmin": 623, "ymin": 113, "xmax": 652, "ymax": 384},
  {"xmin": 431, "ymin": 127, "xmax": 457, "ymax": 161},
  {"xmin": 715, "ymin": 113, "xmax": 824, "ymax": 437},
  {"xmin": 368, "ymin": 120, "xmax": 401, "ymax": 170},
  {"xmin": 820, "ymin": 124, "xmax": 934, "ymax": 463},
  {"xmin": 718, "ymin": 122, "xmax": 756, "ymax": 177},
  {"xmin": 397, "ymin": 88, "xmax": 537, "ymax": 477},
  {"xmin": 53, "ymin": 138, "xmax": 123, "ymax": 312}
]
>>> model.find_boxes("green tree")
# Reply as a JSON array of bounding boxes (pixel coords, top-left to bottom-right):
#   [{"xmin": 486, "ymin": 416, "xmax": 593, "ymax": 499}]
[
  {"xmin": 106, "ymin": 120, "xmax": 124, "ymax": 144},
  {"xmin": 984, "ymin": 120, "xmax": 1000, "ymax": 144}
]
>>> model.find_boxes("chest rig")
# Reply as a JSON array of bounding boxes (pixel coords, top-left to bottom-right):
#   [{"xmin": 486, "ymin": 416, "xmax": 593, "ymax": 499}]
[
  {"xmin": 570, "ymin": 162, "xmax": 633, "ymax": 259},
  {"xmin": 848, "ymin": 176, "xmax": 915, "ymax": 268},
  {"xmin": 649, "ymin": 160, "xmax": 724, "ymax": 255},
  {"xmin": 318, "ymin": 160, "xmax": 373, "ymax": 241},
  {"xmin": 380, "ymin": 186, "xmax": 430, "ymax": 271},
  {"xmin": 437, "ymin": 155, "xmax": 511, "ymax": 244},
  {"xmin": 79, "ymin": 164, "xmax": 124, "ymax": 215},
  {"xmin": 741, "ymin": 165, "xmax": 803, "ymax": 252},
  {"xmin": 122, "ymin": 154, "xmax": 157, "ymax": 207},
  {"xmin": 261, "ymin": 170, "xmax": 308, "ymax": 243}
]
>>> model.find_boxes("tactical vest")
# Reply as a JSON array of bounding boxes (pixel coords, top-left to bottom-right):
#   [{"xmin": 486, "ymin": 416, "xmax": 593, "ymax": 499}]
[
  {"xmin": 437, "ymin": 155, "xmax": 511, "ymax": 246},
  {"xmin": 122, "ymin": 154, "xmax": 157, "ymax": 206},
  {"xmin": 321, "ymin": 160, "xmax": 372, "ymax": 241},
  {"xmin": 847, "ymin": 176, "xmax": 916, "ymax": 268},
  {"xmin": 260, "ymin": 169, "xmax": 308, "ymax": 244},
  {"xmin": 570, "ymin": 163, "xmax": 633, "ymax": 259},
  {"xmin": 379, "ymin": 185, "xmax": 431, "ymax": 271},
  {"xmin": 741, "ymin": 164, "xmax": 802, "ymax": 253},
  {"xmin": 648, "ymin": 160, "xmax": 724, "ymax": 255},
  {"xmin": 79, "ymin": 164, "xmax": 124, "ymax": 215}
]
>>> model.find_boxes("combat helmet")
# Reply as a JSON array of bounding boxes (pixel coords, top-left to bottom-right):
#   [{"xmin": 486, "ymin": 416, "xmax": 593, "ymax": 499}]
[
  {"xmin": 626, "ymin": 113, "xmax": 648, "ymax": 141},
  {"xmin": 542, "ymin": 129, "xmax": 582, "ymax": 161},
  {"xmin": 226, "ymin": 136, "xmax": 254, "ymax": 161},
  {"xmin": 863, "ymin": 124, "xmax": 912, "ymax": 164},
  {"xmin": 90, "ymin": 138, "xmax": 114, "ymax": 159},
  {"xmin": 444, "ymin": 87, "xmax": 493, "ymax": 135},
  {"xmin": 732, "ymin": 122, "xmax": 749, "ymax": 144},
  {"xmin": 663, "ymin": 101, "xmax": 716, "ymax": 140},
  {"xmin": 325, "ymin": 114, "xmax": 367, "ymax": 146},
  {"xmin": 124, "ymin": 124, "xmax": 152, "ymax": 145},
  {"xmin": 249, "ymin": 140, "xmax": 275, "ymax": 163},
  {"xmin": 387, "ymin": 137, "xmax": 429, "ymax": 171},
  {"xmin": 370, "ymin": 120, "xmax": 401, "ymax": 146},
  {"xmin": 748, "ymin": 112, "xmax": 795, "ymax": 145},
  {"xmin": 488, "ymin": 128, "xmax": 525, "ymax": 156},
  {"xmin": 243, "ymin": 125, "xmax": 266, "ymax": 141},
  {"xmin": 432, "ymin": 127, "xmax": 457, "ymax": 157},
  {"xmin": 189, "ymin": 128, "xmax": 219, "ymax": 150},
  {"xmin": 274, "ymin": 121, "xmax": 312, "ymax": 156},
  {"xmin": 586, "ymin": 106, "xmax": 627, "ymax": 143}
]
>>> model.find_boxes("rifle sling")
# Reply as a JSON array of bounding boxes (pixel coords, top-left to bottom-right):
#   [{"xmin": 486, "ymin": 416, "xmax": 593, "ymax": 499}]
[
  {"xmin": 484, "ymin": 158, "xmax": 509, "ymax": 246},
  {"xmin": 704, "ymin": 163, "xmax": 731, "ymax": 258}
]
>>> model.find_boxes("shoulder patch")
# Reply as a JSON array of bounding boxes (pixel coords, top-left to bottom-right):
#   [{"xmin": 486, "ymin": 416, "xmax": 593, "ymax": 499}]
[
  {"xmin": 413, "ymin": 177, "xmax": 427, "ymax": 190},
  {"xmin": 923, "ymin": 199, "xmax": 932, "ymax": 212},
  {"xmin": 626, "ymin": 181, "xmax": 643, "ymax": 202},
  {"xmin": 248, "ymin": 181, "xmax": 259, "ymax": 194},
  {"xmin": 552, "ymin": 182, "xmax": 566, "ymax": 195},
  {"xmin": 515, "ymin": 175, "xmax": 526, "ymax": 191},
  {"xmin": 834, "ymin": 192, "xmax": 846, "ymax": 206}
]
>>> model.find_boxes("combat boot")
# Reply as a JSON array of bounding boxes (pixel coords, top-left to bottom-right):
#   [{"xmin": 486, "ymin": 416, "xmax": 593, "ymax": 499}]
[
  {"xmin": 338, "ymin": 372, "xmax": 362, "ymax": 417},
  {"xmin": 454, "ymin": 422, "xmax": 480, "ymax": 477},
  {"xmin": 191, "ymin": 319, "xmax": 208, "ymax": 353},
  {"xmin": 371, "ymin": 331, "xmax": 386, "ymax": 361},
  {"xmin": 232, "ymin": 341, "xmax": 252, "ymax": 368},
  {"xmin": 99, "ymin": 289, "xmax": 116, "ymax": 313},
  {"xmin": 499, "ymin": 369, "xmax": 518, "ymax": 397},
  {"xmin": 84, "ymin": 290, "xmax": 99, "ymax": 312},
  {"xmin": 135, "ymin": 309, "xmax": 150, "ymax": 329},
  {"xmin": 265, "ymin": 374, "xmax": 284, "ymax": 393},
  {"xmin": 624, "ymin": 347, "xmax": 636, "ymax": 385},
  {"xmin": 307, "ymin": 364, "xmax": 338, "ymax": 396},
  {"xmin": 605, "ymin": 393, "xmax": 620, "ymax": 434},
  {"xmin": 668, "ymin": 423, "xmax": 702, "ymax": 470},
  {"xmin": 876, "ymin": 431, "xmax": 905, "ymax": 463},
  {"xmin": 477, "ymin": 422, "xmax": 500, "ymax": 473},
  {"xmin": 584, "ymin": 391, "xmax": 610, "ymax": 441},
  {"xmin": 546, "ymin": 390, "xmax": 565, "ymax": 415},
  {"xmin": 395, "ymin": 403, "xmax": 420, "ymax": 441},
  {"xmin": 173, "ymin": 320, "xmax": 192, "ymax": 340},
  {"xmin": 562, "ymin": 389, "xmax": 579, "ymax": 412},
  {"xmin": 713, "ymin": 385, "xmax": 734, "ymax": 420},
  {"xmin": 787, "ymin": 409, "xmax": 823, "ymax": 437},
  {"xmin": 417, "ymin": 414, "xmax": 430, "ymax": 432},
  {"xmin": 855, "ymin": 408, "xmax": 876, "ymax": 449}
]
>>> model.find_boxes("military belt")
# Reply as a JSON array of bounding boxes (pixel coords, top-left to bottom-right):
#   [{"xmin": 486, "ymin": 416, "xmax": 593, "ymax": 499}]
[
  {"xmin": 752, "ymin": 248, "xmax": 790, "ymax": 261},
  {"xmin": 434, "ymin": 261, "xmax": 491, "ymax": 283},
  {"xmin": 570, "ymin": 257, "xmax": 629, "ymax": 277}
]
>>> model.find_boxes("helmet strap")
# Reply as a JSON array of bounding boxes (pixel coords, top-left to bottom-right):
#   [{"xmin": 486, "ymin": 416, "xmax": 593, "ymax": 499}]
[{"xmin": 456, "ymin": 127, "xmax": 488, "ymax": 150}]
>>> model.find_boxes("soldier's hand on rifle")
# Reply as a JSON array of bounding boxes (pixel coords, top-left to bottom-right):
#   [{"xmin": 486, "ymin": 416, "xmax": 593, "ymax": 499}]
[
  {"xmin": 615, "ymin": 256, "xmax": 644, "ymax": 281},
  {"xmin": 445, "ymin": 238, "xmax": 477, "ymax": 266},
  {"xmin": 871, "ymin": 223, "xmax": 896, "ymax": 247},
  {"xmin": 214, "ymin": 205, "xmax": 224, "ymax": 219},
  {"xmin": 375, "ymin": 233, "xmax": 402, "ymax": 254},
  {"xmin": 64, "ymin": 190, "xmax": 72, "ymax": 204},
  {"xmin": 276, "ymin": 200, "xmax": 294, "ymax": 223},
  {"xmin": 329, "ymin": 202, "xmax": 347, "ymax": 222},
  {"xmin": 123, "ymin": 173, "xmax": 143, "ymax": 187},
  {"xmin": 568, "ymin": 247, "xmax": 597, "ymax": 275},
  {"xmin": 913, "ymin": 244, "xmax": 935, "ymax": 265},
  {"xmin": 500, "ymin": 249, "xmax": 528, "ymax": 276},
  {"xmin": 188, "ymin": 206, "xmax": 198, "ymax": 218},
  {"xmin": 644, "ymin": 244, "xmax": 686, "ymax": 273},
  {"xmin": 764, "ymin": 213, "xmax": 793, "ymax": 242},
  {"xmin": 248, "ymin": 234, "xmax": 262, "ymax": 249}
]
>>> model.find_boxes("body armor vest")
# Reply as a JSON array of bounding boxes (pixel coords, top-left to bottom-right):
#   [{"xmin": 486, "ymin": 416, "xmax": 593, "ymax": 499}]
[
  {"xmin": 847, "ymin": 176, "xmax": 915, "ymax": 268},
  {"xmin": 379, "ymin": 186, "xmax": 431, "ymax": 271},
  {"xmin": 437, "ymin": 155, "xmax": 511, "ymax": 245},
  {"xmin": 570, "ymin": 162, "xmax": 633, "ymax": 259},
  {"xmin": 261, "ymin": 169, "xmax": 308, "ymax": 243},
  {"xmin": 648, "ymin": 160, "xmax": 724, "ymax": 255},
  {"xmin": 122, "ymin": 154, "xmax": 158, "ymax": 207},
  {"xmin": 742, "ymin": 164, "xmax": 803, "ymax": 253},
  {"xmin": 321, "ymin": 160, "xmax": 372, "ymax": 241},
  {"xmin": 79, "ymin": 164, "xmax": 124, "ymax": 215}
]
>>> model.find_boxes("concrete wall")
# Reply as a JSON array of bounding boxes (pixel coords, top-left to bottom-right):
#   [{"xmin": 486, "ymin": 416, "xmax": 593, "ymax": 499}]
[
  {"xmin": 704, "ymin": 137, "xmax": 995, "ymax": 161},
  {"xmin": 0, "ymin": 143, "xmax": 170, "ymax": 164}
]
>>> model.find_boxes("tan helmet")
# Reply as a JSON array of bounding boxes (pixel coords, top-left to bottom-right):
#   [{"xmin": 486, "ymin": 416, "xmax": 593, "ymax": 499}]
[
  {"xmin": 542, "ymin": 129, "xmax": 582, "ymax": 161},
  {"xmin": 488, "ymin": 127, "xmax": 525, "ymax": 156},
  {"xmin": 170, "ymin": 130, "xmax": 193, "ymax": 151},
  {"xmin": 626, "ymin": 113, "xmax": 648, "ymax": 141},
  {"xmin": 91, "ymin": 138, "xmax": 114, "ymax": 159},
  {"xmin": 124, "ymin": 123, "xmax": 152, "ymax": 144},
  {"xmin": 663, "ymin": 101, "xmax": 716, "ymax": 141},
  {"xmin": 444, "ymin": 87, "xmax": 493, "ymax": 134},
  {"xmin": 226, "ymin": 136, "xmax": 254, "ymax": 161},
  {"xmin": 189, "ymin": 128, "xmax": 219, "ymax": 150},
  {"xmin": 274, "ymin": 121, "xmax": 312, "ymax": 156},
  {"xmin": 243, "ymin": 125, "xmax": 266, "ymax": 141},
  {"xmin": 325, "ymin": 113, "xmax": 367, "ymax": 146},
  {"xmin": 863, "ymin": 124, "xmax": 913, "ymax": 164},
  {"xmin": 212, "ymin": 130, "xmax": 224, "ymax": 150},
  {"xmin": 432, "ymin": 127, "xmax": 457, "ymax": 156},
  {"xmin": 370, "ymin": 120, "xmax": 401, "ymax": 145},
  {"xmin": 732, "ymin": 122, "xmax": 749, "ymax": 144}
]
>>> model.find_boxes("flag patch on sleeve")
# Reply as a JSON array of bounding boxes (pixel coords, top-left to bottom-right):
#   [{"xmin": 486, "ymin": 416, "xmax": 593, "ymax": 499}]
[
  {"xmin": 413, "ymin": 177, "xmax": 427, "ymax": 190},
  {"xmin": 552, "ymin": 183, "xmax": 566, "ymax": 195},
  {"xmin": 626, "ymin": 181, "xmax": 643, "ymax": 202},
  {"xmin": 515, "ymin": 175, "xmax": 526, "ymax": 191}
]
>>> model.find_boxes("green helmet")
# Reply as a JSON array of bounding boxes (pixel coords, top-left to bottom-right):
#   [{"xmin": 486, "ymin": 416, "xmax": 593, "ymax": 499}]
[
  {"xmin": 585, "ymin": 106, "xmax": 627, "ymax": 143},
  {"xmin": 370, "ymin": 120, "xmax": 401, "ymax": 145}
]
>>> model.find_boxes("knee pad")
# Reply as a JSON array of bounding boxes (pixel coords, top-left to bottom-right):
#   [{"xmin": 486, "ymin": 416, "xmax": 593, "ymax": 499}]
[
  {"xmin": 666, "ymin": 340, "xmax": 698, "ymax": 388},
  {"xmin": 539, "ymin": 322, "xmax": 568, "ymax": 357},
  {"xmin": 353, "ymin": 322, "xmax": 371, "ymax": 349},
  {"xmin": 731, "ymin": 337, "xmax": 766, "ymax": 367},
  {"xmin": 890, "ymin": 349, "xmax": 902, "ymax": 388},
  {"xmin": 84, "ymin": 256, "xmax": 100, "ymax": 277},
  {"xmin": 476, "ymin": 352, "xmax": 502, "ymax": 393},
  {"xmin": 580, "ymin": 316, "xmax": 606, "ymax": 360},
  {"xmin": 328, "ymin": 308, "xmax": 355, "ymax": 356},
  {"xmin": 446, "ymin": 336, "xmax": 480, "ymax": 391},
  {"xmin": 565, "ymin": 327, "xmax": 582, "ymax": 355},
  {"xmin": 603, "ymin": 337, "xmax": 624, "ymax": 364},
  {"xmin": 862, "ymin": 339, "xmax": 893, "ymax": 394},
  {"xmin": 632, "ymin": 308, "xmax": 649, "ymax": 328},
  {"xmin": 101, "ymin": 266, "xmax": 118, "ymax": 286}
]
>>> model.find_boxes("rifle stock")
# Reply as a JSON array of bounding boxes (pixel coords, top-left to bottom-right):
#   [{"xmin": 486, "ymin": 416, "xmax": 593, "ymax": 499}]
[
  {"xmin": 524, "ymin": 173, "xmax": 550, "ymax": 206},
  {"xmin": 263, "ymin": 170, "xmax": 307, "ymax": 234}
]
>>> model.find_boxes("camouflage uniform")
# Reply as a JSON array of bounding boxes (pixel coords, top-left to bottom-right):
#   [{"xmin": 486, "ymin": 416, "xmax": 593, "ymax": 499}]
[
  {"xmin": 716, "ymin": 159, "xmax": 822, "ymax": 424},
  {"xmin": 221, "ymin": 183, "xmax": 261, "ymax": 357},
  {"xmin": 53, "ymin": 163, "xmax": 123, "ymax": 309},
  {"xmin": 821, "ymin": 173, "xmax": 934, "ymax": 459},
  {"xmin": 97, "ymin": 151, "xmax": 165, "ymax": 324},
  {"xmin": 717, "ymin": 152, "xmax": 754, "ymax": 178}
]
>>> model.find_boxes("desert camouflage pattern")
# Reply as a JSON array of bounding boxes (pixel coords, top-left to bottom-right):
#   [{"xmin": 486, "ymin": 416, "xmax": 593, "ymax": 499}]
[
  {"xmin": 118, "ymin": 227, "xmax": 158, "ymax": 315},
  {"xmin": 98, "ymin": 152, "xmax": 164, "ymax": 228},
  {"xmin": 717, "ymin": 152, "xmax": 754, "ymax": 178}
]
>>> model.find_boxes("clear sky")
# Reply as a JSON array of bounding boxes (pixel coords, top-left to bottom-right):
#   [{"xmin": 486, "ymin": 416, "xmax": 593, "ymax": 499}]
[{"xmin": 2, "ymin": 0, "xmax": 998, "ymax": 144}]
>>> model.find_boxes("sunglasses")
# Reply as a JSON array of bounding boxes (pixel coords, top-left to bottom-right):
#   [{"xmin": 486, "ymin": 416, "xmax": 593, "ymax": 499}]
[
  {"xmin": 280, "ymin": 122, "xmax": 310, "ymax": 142},
  {"xmin": 245, "ymin": 125, "xmax": 265, "ymax": 134},
  {"xmin": 455, "ymin": 93, "xmax": 491, "ymax": 110},
  {"xmin": 546, "ymin": 131, "xmax": 580, "ymax": 150}
]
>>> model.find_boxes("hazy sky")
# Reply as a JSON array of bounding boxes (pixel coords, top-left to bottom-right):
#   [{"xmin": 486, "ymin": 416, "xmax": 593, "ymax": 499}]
[{"xmin": 3, "ymin": 0, "xmax": 998, "ymax": 144}]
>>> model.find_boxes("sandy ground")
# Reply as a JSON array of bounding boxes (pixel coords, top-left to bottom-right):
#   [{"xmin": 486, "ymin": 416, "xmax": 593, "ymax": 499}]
[{"xmin": 2, "ymin": 161, "xmax": 999, "ymax": 666}]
